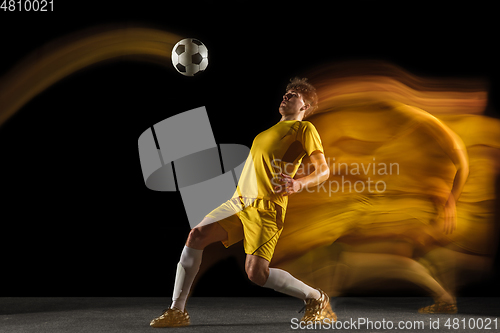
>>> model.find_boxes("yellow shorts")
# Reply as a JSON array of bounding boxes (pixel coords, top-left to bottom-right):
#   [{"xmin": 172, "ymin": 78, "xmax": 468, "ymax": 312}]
[{"xmin": 205, "ymin": 197, "xmax": 285, "ymax": 262}]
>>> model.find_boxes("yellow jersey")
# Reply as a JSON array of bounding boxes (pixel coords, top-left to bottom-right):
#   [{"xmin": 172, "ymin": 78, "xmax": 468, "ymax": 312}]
[{"xmin": 235, "ymin": 120, "xmax": 324, "ymax": 210}]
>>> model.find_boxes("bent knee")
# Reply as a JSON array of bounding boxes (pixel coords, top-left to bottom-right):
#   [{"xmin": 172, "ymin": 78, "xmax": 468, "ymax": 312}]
[
  {"xmin": 186, "ymin": 222, "xmax": 225, "ymax": 249},
  {"xmin": 246, "ymin": 265, "xmax": 269, "ymax": 287},
  {"xmin": 186, "ymin": 227, "xmax": 207, "ymax": 249}
]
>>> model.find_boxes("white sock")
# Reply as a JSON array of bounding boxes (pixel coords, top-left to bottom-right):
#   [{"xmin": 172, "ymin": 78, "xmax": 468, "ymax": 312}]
[
  {"xmin": 171, "ymin": 245, "xmax": 203, "ymax": 311},
  {"xmin": 263, "ymin": 268, "xmax": 320, "ymax": 300}
]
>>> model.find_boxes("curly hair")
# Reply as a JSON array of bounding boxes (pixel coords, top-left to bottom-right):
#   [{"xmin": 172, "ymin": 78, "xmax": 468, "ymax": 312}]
[{"xmin": 286, "ymin": 77, "xmax": 318, "ymax": 118}]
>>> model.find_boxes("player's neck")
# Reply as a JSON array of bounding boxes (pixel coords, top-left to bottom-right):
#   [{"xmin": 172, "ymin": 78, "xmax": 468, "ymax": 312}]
[{"xmin": 279, "ymin": 114, "xmax": 304, "ymax": 122}]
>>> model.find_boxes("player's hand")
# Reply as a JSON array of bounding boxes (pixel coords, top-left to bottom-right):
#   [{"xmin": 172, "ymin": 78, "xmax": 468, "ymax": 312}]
[
  {"xmin": 274, "ymin": 173, "xmax": 302, "ymax": 196},
  {"xmin": 443, "ymin": 194, "xmax": 457, "ymax": 234}
]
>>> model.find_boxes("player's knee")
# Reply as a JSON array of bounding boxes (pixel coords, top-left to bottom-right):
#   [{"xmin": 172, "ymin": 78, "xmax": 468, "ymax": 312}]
[
  {"xmin": 186, "ymin": 227, "xmax": 207, "ymax": 249},
  {"xmin": 246, "ymin": 265, "xmax": 269, "ymax": 287}
]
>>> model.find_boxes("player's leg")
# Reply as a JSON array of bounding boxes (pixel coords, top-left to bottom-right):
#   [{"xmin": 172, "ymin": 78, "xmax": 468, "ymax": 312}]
[
  {"xmin": 246, "ymin": 254, "xmax": 319, "ymax": 299},
  {"xmin": 171, "ymin": 217, "xmax": 228, "ymax": 311},
  {"xmin": 185, "ymin": 216, "xmax": 228, "ymax": 249},
  {"xmin": 240, "ymin": 201, "xmax": 336, "ymax": 323},
  {"xmin": 150, "ymin": 217, "xmax": 228, "ymax": 328},
  {"xmin": 246, "ymin": 254, "xmax": 336, "ymax": 323}
]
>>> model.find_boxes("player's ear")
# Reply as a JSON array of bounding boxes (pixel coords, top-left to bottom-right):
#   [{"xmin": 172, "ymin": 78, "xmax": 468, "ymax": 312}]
[{"xmin": 301, "ymin": 104, "xmax": 310, "ymax": 112}]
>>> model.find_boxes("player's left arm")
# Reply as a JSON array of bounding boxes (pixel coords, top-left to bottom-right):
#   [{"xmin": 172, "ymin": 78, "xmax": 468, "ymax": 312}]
[{"xmin": 276, "ymin": 151, "xmax": 329, "ymax": 196}]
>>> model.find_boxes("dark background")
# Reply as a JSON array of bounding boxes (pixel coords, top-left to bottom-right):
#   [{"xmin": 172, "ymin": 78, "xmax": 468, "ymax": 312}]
[{"xmin": 1, "ymin": 3, "xmax": 498, "ymax": 297}]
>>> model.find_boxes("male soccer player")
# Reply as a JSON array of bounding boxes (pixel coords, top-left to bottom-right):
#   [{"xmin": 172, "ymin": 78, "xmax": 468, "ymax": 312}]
[{"xmin": 150, "ymin": 78, "xmax": 335, "ymax": 328}]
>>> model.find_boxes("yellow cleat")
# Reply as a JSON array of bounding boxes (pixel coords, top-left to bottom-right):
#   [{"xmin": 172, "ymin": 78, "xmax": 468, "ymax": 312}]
[
  {"xmin": 300, "ymin": 289, "xmax": 337, "ymax": 324},
  {"xmin": 150, "ymin": 307, "xmax": 190, "ymax": 328},
  {"xmin": 418, "ymin": 302, "xmax": 458, "ymax": 314}
]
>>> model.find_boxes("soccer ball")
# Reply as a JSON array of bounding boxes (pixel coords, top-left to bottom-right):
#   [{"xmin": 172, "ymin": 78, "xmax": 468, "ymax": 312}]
[{"xmin": 171, "ymin": 38, "xmax": 209, "ymax": 76}]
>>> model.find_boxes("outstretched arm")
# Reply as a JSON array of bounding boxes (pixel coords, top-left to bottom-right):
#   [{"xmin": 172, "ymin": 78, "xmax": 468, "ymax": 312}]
[{"xmin": 275, "ymin": 151, "xmax": 329, "ymax": 196}]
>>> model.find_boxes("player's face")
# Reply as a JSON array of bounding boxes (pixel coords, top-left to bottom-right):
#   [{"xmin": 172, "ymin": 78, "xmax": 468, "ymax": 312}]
[{"xmin": 279, "ymin": 90, "xmax": 308, "ymax": 115}]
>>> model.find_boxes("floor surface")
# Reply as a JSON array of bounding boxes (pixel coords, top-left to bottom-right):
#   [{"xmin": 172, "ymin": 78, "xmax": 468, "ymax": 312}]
[{"xmin": 1, "ymin": 297, "xmax": 499, "ymax": 332}]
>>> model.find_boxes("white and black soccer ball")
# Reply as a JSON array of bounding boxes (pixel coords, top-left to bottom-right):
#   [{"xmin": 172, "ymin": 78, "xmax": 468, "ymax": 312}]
[{"xmin": 171, "ymin": 38, "xmax": 209, "ymax": 76}]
